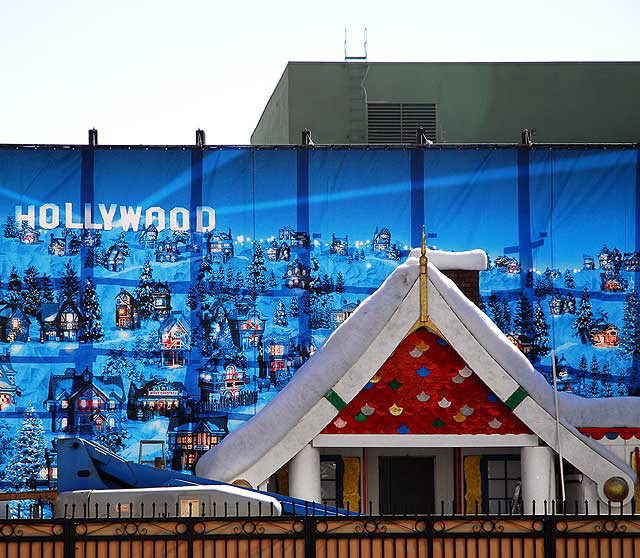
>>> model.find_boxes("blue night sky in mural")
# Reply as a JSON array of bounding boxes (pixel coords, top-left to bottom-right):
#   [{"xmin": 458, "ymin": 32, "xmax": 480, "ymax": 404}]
[{"xmin": 0, "ymin": 145, "xmax": 638, "ymax": 482}]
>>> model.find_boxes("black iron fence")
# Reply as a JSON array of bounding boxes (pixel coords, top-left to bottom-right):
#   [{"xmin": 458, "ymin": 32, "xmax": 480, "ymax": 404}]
[{"xmin": 1, "ymin": 500, "xmax": 640, "ymax": 558}]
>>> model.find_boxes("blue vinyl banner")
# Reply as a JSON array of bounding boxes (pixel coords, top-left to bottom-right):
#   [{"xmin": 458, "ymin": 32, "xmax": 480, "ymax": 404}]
[{"xmin": 0, "ymin": 145, "xmax": 638, "ymax": 483}]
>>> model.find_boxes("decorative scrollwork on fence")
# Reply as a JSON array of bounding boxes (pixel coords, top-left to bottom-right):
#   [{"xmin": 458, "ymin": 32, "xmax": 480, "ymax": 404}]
[
  {"xmin": 471, "ymin": 520, "xmax": 504, "ymax": 534},
  {"xmin": 354, "ymin": 520, "xmax": 388, "ymax": 534},
  {"xmin": 232, "ymin": 521, "xmax": 266, "ymax": 535},
  {"xmin": 0, "ymin": 524, "xmax": 23, "ymax": 537},
  {"xmin": 594, "ymin": 520, "xmax": 627, "ymax": 534}
]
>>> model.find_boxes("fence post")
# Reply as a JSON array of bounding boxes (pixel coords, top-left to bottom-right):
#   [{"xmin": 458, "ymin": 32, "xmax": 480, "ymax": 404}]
[
  {"xmin": 304, "ymin": 517, "xmax": 316, "ymax": 558},
  {"xmin": 544, "ymin": 516, "xmax": 556, "ymax": 558},
  {"xmin": 63, "ymin": 519, "xmax": 74, "ymax": 558}
]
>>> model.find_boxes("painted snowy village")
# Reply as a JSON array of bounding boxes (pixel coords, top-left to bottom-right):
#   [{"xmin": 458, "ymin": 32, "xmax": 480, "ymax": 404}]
[{"xmin": 1, "ymin": 211, "xmax": 640, "ymax": 489}]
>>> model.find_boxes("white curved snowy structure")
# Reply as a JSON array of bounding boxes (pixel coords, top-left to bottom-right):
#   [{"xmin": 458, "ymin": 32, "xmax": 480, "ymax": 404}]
[{"xmin": 197, "ymin": 248, "xmax": 638, "ymax": 507}]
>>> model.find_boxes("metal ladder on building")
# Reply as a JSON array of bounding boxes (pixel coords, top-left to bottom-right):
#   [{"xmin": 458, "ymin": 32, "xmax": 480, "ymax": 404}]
[{"xmin": 344, "ymin": 29, "xmax": 369, "ymax": 144}]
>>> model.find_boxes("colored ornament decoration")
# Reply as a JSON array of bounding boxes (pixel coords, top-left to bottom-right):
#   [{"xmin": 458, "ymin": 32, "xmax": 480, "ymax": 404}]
[
  {"xmin": 409, "ymin": 348, "xmax": 423, "ymax": 358},
  {"xmin": 389, "ymin": 403, "xmax": 404, "ymax": 416},
  {"xmin": 333, "ymin": 417, "xmax": 347, "ymax": 429},
  {"xmin": 319, "ymin": 329, "xmax": 531, "ymax": 437},
  {"xmin": 437, "ymin": 338, "xmax": 448, "ymax": 346},
  {"xmin": 438, "ymin": 397, "xmax": 451, "ymax": 408},
  {"xmin": 387, "ymin": 378, "xmax": 402, "ymax": 390},
  {"xmin": 361, "ymin": 403, "xmax": 375, "ymax": 416}
]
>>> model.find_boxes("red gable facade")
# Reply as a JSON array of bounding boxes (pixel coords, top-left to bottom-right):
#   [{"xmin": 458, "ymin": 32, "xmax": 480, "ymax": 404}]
[{"xmin": 321, "ymin": 328, "xmax": 531, "ymax": 436}]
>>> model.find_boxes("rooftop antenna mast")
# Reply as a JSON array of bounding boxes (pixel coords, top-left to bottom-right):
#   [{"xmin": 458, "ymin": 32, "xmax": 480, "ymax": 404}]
[{"xmin": 344, "ymin": 28, "xmax": 368, "ymax": 62}]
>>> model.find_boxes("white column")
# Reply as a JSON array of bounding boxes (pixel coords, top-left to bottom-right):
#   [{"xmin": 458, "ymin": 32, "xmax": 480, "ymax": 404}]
[
  {"xmin": 521, "ymin": 446, "xmax": 556, "ymax": 514},
  {"xmin": 288, "ymin": 443, "xmax": 322, "ymax": 503}
]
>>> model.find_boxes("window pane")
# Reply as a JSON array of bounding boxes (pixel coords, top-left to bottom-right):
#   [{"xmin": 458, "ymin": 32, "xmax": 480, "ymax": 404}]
[
  {"xmin": 488, "ymin": 499, "xmax": 506, "ymax": 514},
  {"xmin": 320, "ymin": 461, "xmax": 337, "ymax": 480},
  {"xmin": 506, "ymin": 460, "xmax": 520, "ymax": 479},
  {"xmin": 487, "ymin": 460, "xmax": 505, "ymax": 479},
  {"xmin": 507, "ymin": 480, "xmax": 519, "ymax": 498},
  {"xmin": 488, "ymin": 479, "xmax": 505, "ymax": 498},
  {"xmin": 321, "ymin": 480, "xmax": 336, "ymax": 500}
]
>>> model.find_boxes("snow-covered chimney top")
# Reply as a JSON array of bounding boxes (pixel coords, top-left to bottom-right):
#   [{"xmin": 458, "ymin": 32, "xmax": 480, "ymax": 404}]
[{"xmin": 408, "ymin": 248, "xmax": 487, "ymax": 271}]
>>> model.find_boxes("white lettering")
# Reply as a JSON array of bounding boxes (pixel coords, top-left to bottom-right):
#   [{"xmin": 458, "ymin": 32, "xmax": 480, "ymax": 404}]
[
  {"xmin": 145, "ymin": 207, "xmax": 165, "ymax": 232},
  {"xmin": 15, "ymin": 205, "xmax": 35, "ymax": 229},
  {"xmin": 39, "ymin": 204, "xmax": 59, "ymax": 229},
  {"xmin": 196, "ymin": 206, "xmax": 215, "ymax": 233},
  {"xmin": 65, "ymin": 202, "xmax": 83, "ymax": 229},
  {"xmin": 84, "ymin": 203, "xmax": 102, "ymax": 230},
  {"xmin": 98, "ymin": 204, "xmax": 117, "ymax": 231},
  {"xmin": 119, "ymin": 205, "xmax": 143, "ymax": 232},
  {"xmin": 169, "ymin": 207, "xmax": 189, "ymax": 231}
]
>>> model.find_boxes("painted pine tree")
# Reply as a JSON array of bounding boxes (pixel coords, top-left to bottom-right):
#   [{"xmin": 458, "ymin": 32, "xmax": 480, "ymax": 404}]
[
  {"xmin": 116, "ymin": 231, "xmax": 129, "ymax": 257},
  {"xmin": 95, "ymin": 426, "xmax": 129, "ymax": 454},
  {"xmin": 246, "ymin": 242, "xmax": 267, "ymax": 298},
  {"xmin": 7, "ymin": 266, "xmax": 22, "ymax": 304},
  {"xmin": 274, "ymin": 299, "xmax": 288, "ymax": 327},
  {"xmin": 40, "ymin": 274, "xmax": 55, "ymax": 303},
  {"xmin": 0, "ymin": 421, "xmax": 12, "ymax": 477},
  {"xmin": 501, "ymin": 300, "xmax": 512, "ymax": 332},
  {"xmin": 268, "ymin": 270, "xmax": 278, "ymax": 289},
  {"xmin": 573, "ymin": 287, "xmax": 594, "ymax": 344},
  {"xmin": 590, "ymin": 355, "xmax": 600, "ymax": 376},
  {"xmin": 4, "ymin": 406, "xmax": 47, "ymax": 491},
  {"xmin": 80, "ymin": 278, "xmax": 104, "ymax": 342},
  {"xmin": 487, "ymin": 294, "xmax": 507, "ymax": 332},
  {"xmin": 289, "ymin": 296, "xmax": 300, "ymax": 319},
  {"xmin": 60, "ymin": 261, "xmax": 80, "ymax": 301},
  {"xmin": 22, "ymin": 266, "xmax": 42, "ymax": 316},
  {"xmin": 532, "ymin": 303, "xmax": 551, "ymax": 360},
  {"xmin": 336, "ymin": 272, "xmax": 345, "ymax": 294},
  {"xmin": 563, "ymin": 270, "xmax": 576, "ymax": 289},
  {"xmin": 3, "ymin": 216, "xmax": 19, "ymax": 238},
  {"xmin": 104, "ymin": 343, "xmax": 140, "ymax": 381},
  {"xmin": 135, "ymin": 260, "xmax": 155, "ymax": 319},
  {"xmin": 619, "ymin": 290, "xmax": 640, "ymax": 361},
  {"xmin": 514, "ymin": 294, "xmax": 534, "ymax": 338}
]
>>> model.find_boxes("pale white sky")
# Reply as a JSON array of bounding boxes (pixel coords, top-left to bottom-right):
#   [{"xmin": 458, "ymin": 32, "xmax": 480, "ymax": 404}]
[{"xmin": 1, "ymin": 0, "xmax": 638, "ymax": 145}]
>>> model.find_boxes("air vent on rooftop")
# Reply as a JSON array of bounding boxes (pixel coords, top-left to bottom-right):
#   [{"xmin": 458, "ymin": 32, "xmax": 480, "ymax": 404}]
[{"xmin": 367, "ymin": 103, "xmax": 437, "ymax": 143}]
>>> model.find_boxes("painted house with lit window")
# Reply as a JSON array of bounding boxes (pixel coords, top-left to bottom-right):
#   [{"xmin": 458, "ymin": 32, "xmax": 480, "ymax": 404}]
[
  {"xmin": 198, "ymin": 247, "xmax": 640, "ymax": 516},
  {"xmin": 152, "ymin": 282, "xmax": 172, "ymax": 319},
  {"xmin": 264, "ymin": 334, "xmax": 292, "ymax": 386},
  {"xmin": 168, "ymin": 416, "xmax": 229, "ymax": 471},
  {"xmin": 206, "ymin": 228, "xmax": 234, "ymax": 263},
  {"xmin": 279, "ymin": 226, "xmax": 309, "ymax": 248},
  {"xmin": 330, "ymin": 234, "xmax": 349, "ymax": 256},
  {"xmin": 0, "ymin": 303, "xmax": 31, "ymax": 342},
  {"xmin": 0, "ymin": 352, "xmax": 22, "ymax": 411},
  {"xmin": 228, "ymin": 307, "xmax": 266, "ymax": 351},
  {"xmin": 155, "ymin": 237, "xmax": 181, "ymax": 263},
  {"xmin": 283, "ymin": 258, "xmax": 310, "ymax": 290},
  {"xmin": 48, "ymin": 231, "xmax": 68, "ymax": 256},
  {"xmin": 158, "ymin": 311, "xmax": 190, "ymax": 367},
  {"xmin": 115, "ymin": 289, "xmax": 140, "ymax": 330},
  {"xmin": 106, "ymin": 245, "xmax": 126, "ymax": 272},
  {"xmin": 39, "ymin": 299, "xmax": 83, "ymax": 342},
  {"xmin": 20, "ymin": 224, "xmax": 40, "ymax": 244},
  {"xmin": 127, "ymin": 377, "xmax": 188, "ymax": 421},
  {"xmin": 45, "ymin": 366, "xmax": 125, "ymax": 435},
  {"xmin": 330, "ymin": 300, "xmax": 359, "ymax": 329},
  {"xmin": 138, "ymin": 224, "xmax": 158, "ymax": 249}
]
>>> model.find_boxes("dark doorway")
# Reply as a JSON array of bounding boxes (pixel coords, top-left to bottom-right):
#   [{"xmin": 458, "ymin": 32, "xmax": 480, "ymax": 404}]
[{"xmin": 379, "ymin": 456, "xmax": 435, "ymax": 514}]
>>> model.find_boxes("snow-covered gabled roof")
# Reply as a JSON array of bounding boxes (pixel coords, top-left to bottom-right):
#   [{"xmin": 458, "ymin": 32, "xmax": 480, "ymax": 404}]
[{"xmin": 196, "ymin": 249, "xmax": 637, "ymax": 505}]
